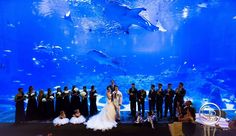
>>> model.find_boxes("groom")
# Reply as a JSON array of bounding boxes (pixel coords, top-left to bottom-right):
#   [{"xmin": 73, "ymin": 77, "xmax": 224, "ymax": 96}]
[{"xmin": 112, "ymin": 86, "xmax": 123, "ymax": 121}]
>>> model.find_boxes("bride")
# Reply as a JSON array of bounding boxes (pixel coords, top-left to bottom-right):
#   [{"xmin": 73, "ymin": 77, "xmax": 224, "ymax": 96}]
[{"xmin": 85, "ymin": 87, "xmax": 117, "ymax": 131}]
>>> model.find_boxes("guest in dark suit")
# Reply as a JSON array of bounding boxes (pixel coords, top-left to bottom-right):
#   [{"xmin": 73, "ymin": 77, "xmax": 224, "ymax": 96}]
[
  {"xmin": 128, "ymin": 83, "xmax": 138, "ymax": 117},
  {"xmin": 107, "ymin": 80, "xmax": 116, "ymax": 94},
  {"xmin": 26, "ymin": 86, "xmax": 37, "ymax": 121},
  {"xmin": 81, "ymin": 86, "xmax": 89, "ymax": 117},
  {"xmin": 46, "ymin": 88, "xmax": 54, "ymax": 120},
  {"xmin": 15, "ymin": 88, "xmax": 25, "ymax": 123},
  {"xmin": 37, "ymin": 89, "xmax": 47, "ymax": 120},
  {"xmin": 137, "ymin": 89, "xmax": 146, "ymax": 117},
  {"xmin": 55, "ymin": 87, "xmax": 63, "ymax": 117},
  {"xmin": 174, "ymin": 82, "xmax": 186, "ymax": 118},
  {"xmin": 89, "ymin": 85, "xmax": 98, "ymax": 116},
  {"xmin": 164, "ymin": 83, "xmax": 175, "ymax": 118},
  {"xmin": 148, "ymin": 84, "xmax": 156, "ymax": 113},
  {"xmin": 156, "ymin": 83, "xmax": 164, "ymax": 119},
  {"xmin": 71, "ymin": 85, "xmax": 81, "ymax": 114}
]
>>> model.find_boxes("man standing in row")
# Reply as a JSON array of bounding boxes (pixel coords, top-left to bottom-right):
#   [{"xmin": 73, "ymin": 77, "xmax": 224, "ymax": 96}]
[
  {"xmin": 156, "ymin": 83, "xmax": 164, "ymax": 119},
  {"xmin": 173, "ymin": 82, "xmax": 186, "ymax": 118},
  {"xmin": 148, "ymin": 84, "xmax": 156, "ymax": 113},
  {"xmin": 128, "ymin": 83, "xmax": 138, "ymax": 118},
  {"xmin": 164, "ymin": 83, "xmax": 175, "ymax": 119},
  {"xmin": 137, "ymin": 89, "xmax": 146, "ymax": 117},
  {"xmin": 113, "ymin": 86, "xmax": 123, "ymax": 121}
]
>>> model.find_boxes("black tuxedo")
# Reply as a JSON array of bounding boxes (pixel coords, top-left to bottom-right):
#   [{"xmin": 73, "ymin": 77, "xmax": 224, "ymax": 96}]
[
  {"xmin": 129, "ymin": 87, "xmax": 138, "ymax": 117},
  {"xmin": 137, "ymin": 90, "xmax": 146, "ymax": 116},
  {"xmin": 156, "ymin": 89, "xmax": 164, "ymax": 118},
  {"xmin": 148, "ymin": 89, "xmax": 156, "ymax": 113},
  {"xmin": 164, "ymin": 89, "xmax": 174, "ymax": 118},
  {"xmin": 107, "ymin": 85, "xmax": 116, "ymax": 93},
  {"xmin": 173, "ymin": 88, "xmax": 186, "ymax": 117}
]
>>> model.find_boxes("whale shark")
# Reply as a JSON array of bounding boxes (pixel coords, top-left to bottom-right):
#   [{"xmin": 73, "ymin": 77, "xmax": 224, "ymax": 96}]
[
  {"xmin": 87, "ymin": 49, "xmax": 126, "ymax": 74},
  {"xmin": 36, "ymin": 0, "xmax": 159, "ymax": 33},
  {"xmin": 98, "ymin": 1, "xmax": 159, "ymax": 33}
]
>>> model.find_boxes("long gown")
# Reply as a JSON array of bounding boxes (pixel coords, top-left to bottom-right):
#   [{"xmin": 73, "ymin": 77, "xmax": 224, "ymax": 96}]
[
  {"xmin": 85, "ymin": 93, "xmax": 117, "ymax": 131},
  {"xmin": 15, "ymin": 93, "xmax": 25, "ymax": 123},
  {"xmin": 71, "ymin": 90, "xmax": 81, "ymax": 112},
  {"xmin": 37, "ymin": 95, "xmax": 47, "ymax": 120},
  {"xmin": 89, "ymin": 90, "xmax": 98, "ymax": 116},
  {"xmin": 26, "ymin": 92, "xmax": 37, "ymax": 121},
  {"xmin": 46, "ymin": 93, "xmax": 54, "ymax": 120},
  {"xmin": 55, "ymin": 91, "xmax": 63, "ymax": 117},
  {"xmin": 81, "ymin": 91, "xmax": 89, "ymax": 117}
]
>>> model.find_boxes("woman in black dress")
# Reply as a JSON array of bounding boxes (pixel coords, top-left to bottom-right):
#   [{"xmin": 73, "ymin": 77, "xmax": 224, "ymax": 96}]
[
  {"xmin": 37, "ymin": 89, "xmax": 47, "ymax": 120},
  {"xmin": 26, "ymin": 86, "xmax": 37, "ymax": 121},
  {"xmin": 71, "ymin": 85, "xmax": 81, "ymax": 114},
  {"xmin": 46, "ymin": 88, "xmax": 54, "ymax": 120},
  {"xmin": 55, "ymin": 87, "xmax": 63, "ymax": 117},
  {"xmin": 89, "ymin": 85, "xmax": 98, "ymax": 116},
  {"xmin": 15, "ymin": 88, "xmax": 25, "ymax": 123},
  {"xmin": 62, "ymin": 86, "xmax": 71, "ymax": 117},
  {"xmin": 81, "ymin": 86, "xmax": 88, "ymax": 117}
]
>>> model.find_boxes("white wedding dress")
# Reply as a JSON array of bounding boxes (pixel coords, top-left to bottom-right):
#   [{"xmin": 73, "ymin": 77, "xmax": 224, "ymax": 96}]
[{"xmin": 85, "ymin": 93, "xmax": 117, "ymax": 131}]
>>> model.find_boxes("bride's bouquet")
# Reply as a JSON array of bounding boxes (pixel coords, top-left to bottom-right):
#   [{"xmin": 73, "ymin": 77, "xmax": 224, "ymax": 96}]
[
  {"xmin": 31, "ymin": 92, "xmax": 35, "ymax": 96},
  {"xmin": 74, "ymin": 88, "xmax": 79, "ymax": 92},
  {"xmin": 24, "ymin": 94, "xmax": 28, "ymax": 98},
  {"xmin": 50, "ymin": 95, "xmax": 54, "ymax": 99},
  {"xmin": 64, "ymin": 90, "xmax": 69, "ymax": 94},
  {"xmin": 42, "ymin": 98, "xmax": 47, "ymax": 102},
  {"xmin": 80, "ymin": 91, "xmax": 86, "ymax": 97}
]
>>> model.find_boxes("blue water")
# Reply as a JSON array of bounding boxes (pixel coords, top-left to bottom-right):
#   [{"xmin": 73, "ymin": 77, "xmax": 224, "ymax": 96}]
[{"xmin": 0, "ymin": 0, "xmax": 236, "ymax": 122}]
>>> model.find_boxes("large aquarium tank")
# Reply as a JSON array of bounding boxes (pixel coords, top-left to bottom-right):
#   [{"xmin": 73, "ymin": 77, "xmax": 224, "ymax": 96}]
[{"xmin": 0, "ymin": 0, "xmax": 236, "ymax": 122}]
